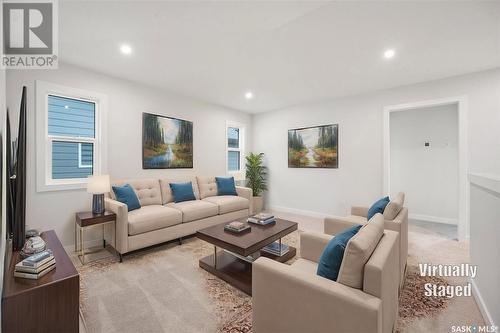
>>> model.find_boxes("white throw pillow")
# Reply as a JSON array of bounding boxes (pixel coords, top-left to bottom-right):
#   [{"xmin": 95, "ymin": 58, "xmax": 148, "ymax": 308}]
[
  {"xmin": 337, "ymin": 213, "xmax": 384, "ymax": 289},
  {"xmin": 383, "ymin": 192, "xmax": 405, "ymax": 220}
]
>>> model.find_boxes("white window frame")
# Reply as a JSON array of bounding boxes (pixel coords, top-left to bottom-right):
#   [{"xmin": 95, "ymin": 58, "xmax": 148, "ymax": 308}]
[
  {"xmin": 225, "ymin": 120, "xmax": 245, "ymax": 178},
  {"xmin": 78, "ymin": 143, "xmax": 93, "ymax": 168},
  {"xmin": 36, "ymin": 81, "xmax": 108, "ymax": 192}
]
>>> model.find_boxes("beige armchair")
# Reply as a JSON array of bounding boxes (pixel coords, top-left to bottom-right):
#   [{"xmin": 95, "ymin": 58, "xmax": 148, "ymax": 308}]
[
  {"xmin": 324, "ymin": 192, "xmax": 408, "ymax": 288},
  {"xmin": 252, "ymin": 229, "xmax": 400, "ymax": 333}
]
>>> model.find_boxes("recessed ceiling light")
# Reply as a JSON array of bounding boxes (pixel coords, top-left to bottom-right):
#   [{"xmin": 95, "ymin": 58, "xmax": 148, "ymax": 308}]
[
  {"xmin": 383, "ymin": 49, "xmax": 396, "ymax": 59},
  {"xmin": 64, "ymin": 105, "xmax": 69, "ymax": 109},
  {"xmin": 120, "ymin": 44, "xmax": 132, "ymax": 55},
  {"xmin": 245, "ymin": 91, "xmax": 254, "ymax": 99}
]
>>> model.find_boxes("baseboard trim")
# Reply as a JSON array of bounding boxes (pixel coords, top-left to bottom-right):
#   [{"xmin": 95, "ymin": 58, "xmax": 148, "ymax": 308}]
[
  {"xmin": 409, "ymin": 213, "xmax": 458, "ymax": 225},
  {"xmin": 270, "ymin": 207, "xmax": 459, "ymax": 226},
  {"xmin": 470, "ymin": 278, "xmax": 496, "ymax": 327},
  {"xmin": 267, "ymin": 205, "xmax": 328, "ymax": 219}
]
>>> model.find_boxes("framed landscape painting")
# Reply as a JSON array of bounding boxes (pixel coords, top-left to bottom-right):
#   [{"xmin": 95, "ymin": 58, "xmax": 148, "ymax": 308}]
[
  {"xmin": 142, "ymin": 112, "xmax": 193, "ymax": 169},
  {"xmin": 288, "ymin": 124, "xmax": 338, "ymax": 168}
]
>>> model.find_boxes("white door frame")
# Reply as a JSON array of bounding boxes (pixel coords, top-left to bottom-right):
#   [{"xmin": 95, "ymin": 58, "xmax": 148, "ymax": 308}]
[{"xmin": 383, "ymin": 96, "xmax": 469, "ymax": 241}]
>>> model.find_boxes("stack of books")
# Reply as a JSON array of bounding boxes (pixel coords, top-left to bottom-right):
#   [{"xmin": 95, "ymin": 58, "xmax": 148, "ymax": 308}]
[
  {"xmin": 224, "ymin": 221, "xmax": 251, "ymax": 233},
  {"xmin": 247, "ymin": 213, "xmax": 276, "ymax": 225},
  {"xmin": 14, "ymin": 250, "xmax": 56, "ymax": 280},
  {"xmin": 262, "ymin": 242, "xmax": 289, "ymax": 256}
]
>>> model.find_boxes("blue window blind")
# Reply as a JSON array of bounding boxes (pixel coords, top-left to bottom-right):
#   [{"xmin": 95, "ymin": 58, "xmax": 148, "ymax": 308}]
[
  {"xmin": 228, "ymin": 151, "xmax": 240, "ymax": 171},
  {"xmin": 79, "ymin": 143, "xmax": 93, "ymax": 167},
  {"xmin": 228, "ymin": 127, "xmax": 239, "ymax": 148},
  {"xmin": 52, "ymin": 141, "xmax": 93, "ymax": 179},
  {"xmin": 48, "ymin": 95, "xmax": 95, "ymax": 138}
]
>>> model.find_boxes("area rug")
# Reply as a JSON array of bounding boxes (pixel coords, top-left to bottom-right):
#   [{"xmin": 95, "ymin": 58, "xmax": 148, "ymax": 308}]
[
  {"xmin": 395, "ymin": 265, "xmax": 450, "ymax": 333},
  {"xmin": 78, "ymin": 226, "xmax": 477, "ymax": 333}
]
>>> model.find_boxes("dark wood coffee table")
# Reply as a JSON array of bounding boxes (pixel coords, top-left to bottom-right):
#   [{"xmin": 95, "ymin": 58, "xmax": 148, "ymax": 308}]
[{"xmin": 196, "ymin": 218, "xmax": 298, "ymax": 295}]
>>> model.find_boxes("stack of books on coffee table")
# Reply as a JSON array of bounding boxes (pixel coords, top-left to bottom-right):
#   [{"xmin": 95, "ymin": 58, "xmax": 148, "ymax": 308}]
[
  {"xmin": 261, "ymin": 241, "xmax": 289, "ymax": 257},
  {"xmin": 247, "ymin": 213, "xmax": 276, "ymax": 225},
  {"xmin": 14, "ymin": 250, "xmax": 56, "ymax": 279},
  {"xmin": 224, "ymin": 221, "xmax": 251, "ymax": 233}
]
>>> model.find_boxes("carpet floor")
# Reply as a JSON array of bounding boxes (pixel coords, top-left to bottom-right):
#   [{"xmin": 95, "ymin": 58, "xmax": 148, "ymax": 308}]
[{"xmin": 76, "ymin": 220, "xmax": 484, "ymax": 333}]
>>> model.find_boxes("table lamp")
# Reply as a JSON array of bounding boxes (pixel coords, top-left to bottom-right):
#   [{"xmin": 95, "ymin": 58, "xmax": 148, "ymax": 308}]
[
  {"xmin": 232, "ymin": 172, "xmax": 246, "ymax": 187},
  {"xmin": 87, "ymin": 175, "xmax": 110, "ymax": 214}
]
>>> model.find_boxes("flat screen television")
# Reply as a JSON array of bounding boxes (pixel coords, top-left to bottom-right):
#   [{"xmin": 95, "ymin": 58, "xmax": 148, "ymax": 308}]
[{"xmin": 7, "ymin": 86, "xmax": 27, "ymax": 251}]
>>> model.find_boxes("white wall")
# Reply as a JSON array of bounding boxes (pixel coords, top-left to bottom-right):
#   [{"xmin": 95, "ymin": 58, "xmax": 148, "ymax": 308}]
[
  {"xmin": 5, "ymin": 63, "xmax": 252, "ymax": 246},
  {"xmin": 252, "ymin": 68, "xmax": 500, "ymax": 217},
  {"xmin": 469, "ymin": 174, "xmax": 500, "ymax": 328},
  {"xmin": 390, "ymin": 104, "xmax": 458, "ymax": 223}
]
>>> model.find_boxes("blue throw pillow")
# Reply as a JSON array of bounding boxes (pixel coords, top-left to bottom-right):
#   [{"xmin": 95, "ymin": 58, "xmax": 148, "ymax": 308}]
[
  {"xmin": 367, "ymin": 196, "xmax": 390, "ymax": 220},
  {"xmin": 170, "ymin": 182, "xmax": 196, "ymax": 203},
  {"xmin": 112, "ymin": 184, "xmax": 141, "ymax": 212},
  {"xmin": 215, "ymin": 177, "xmax": 237, "ymax": 196},
  {"xmin": 317, "ymin": 224, "xmax": 362, "ymax": 281}
]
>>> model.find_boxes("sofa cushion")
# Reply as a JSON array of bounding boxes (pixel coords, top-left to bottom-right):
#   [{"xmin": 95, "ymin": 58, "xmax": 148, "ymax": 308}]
[
  {"xmin": 367, "ymin": 196, "xmax": 390, "ymax": 220},
  {"xmin": 316, "ymin": 224, "xmax": 362, "ymax": 281},
  {"xmin": 383, "ymin": 192, "xmax": 405, "ymax": 220},
  {"xmin": 167, "ymin": 200, "xmax": 218, "ymax": 222},
  {"xmin": 290, "ymin": 258, "xmax": 318, "ymax": 275},
  {"xmin": 202, "ymin": 196, "xmax": 249, "ymax": 214},
  {"xmin": 128, "ymin": 205, "xmax": 182, "ymax": 236},
  {"xmin": 170, "ymin": 182, "xmax": 196, "ymax": 203},
  {"xmin": 111, "ymin": 178, "xmax": 162, "ymax": 206},
  {"xmin": 159, "ymin": 177, "xmax": 200, "ymax": 204},
  {"xmin": 343, "ymin": 215, "xmax": 368, "ymax": 225},
  {"xmin": 337, "ymin": 213, "xmax": 384, "ymax": 289},
  {"xmin": 197, "ymin": 176, "xmax": 217, "ymax": 199},
  {"xmin": 112, "ymin": 184, "xmax": 141, "ymax": 212},
  {"xmin": 215, "ymin": 177, "xmax": 238, "ymax": 196}
]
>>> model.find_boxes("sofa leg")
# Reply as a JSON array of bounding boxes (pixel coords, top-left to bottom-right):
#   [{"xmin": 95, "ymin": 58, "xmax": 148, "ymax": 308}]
[
  {"xmin": 178, "ymin": 237, "xmax": 183, "ymax": 245},
  {"xmin": 119, "ymin": 253, "xmax": 123, "ymax": 263}
]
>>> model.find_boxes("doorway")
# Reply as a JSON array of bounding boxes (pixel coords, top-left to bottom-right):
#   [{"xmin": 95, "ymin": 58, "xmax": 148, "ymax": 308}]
[{"xmin": 383, "ymin": 97, "xmax": 468, "ymax": 241}]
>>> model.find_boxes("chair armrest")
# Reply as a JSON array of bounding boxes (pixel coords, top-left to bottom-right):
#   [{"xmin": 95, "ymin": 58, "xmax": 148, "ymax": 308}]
[
  {"xmin": 236, "ymin": 186, "xmax": 253, "ymax": 213},
  {"xmin": 105, "ymin": 198, "xmax": 128, "ymax": 254},
  {"xmin": 300, "ymin": 232, "xmax": 333, "ymax": 263},
  {"xmin": 363, "ymin": 230, "xmax": 400, "ymax": 333},
  {"xmin": 351, "ymin": 206, "xmax": 369, "ymax": 217},
  {"xmin": 252, "ymin": 257, "xmax": 382, "ymax": 333},
  {"xmin": 384, "ymin": 207, "xmax": 408, "ymax": 286},
  {"xmin": 324, "ymin": 216, "xmax": 361, "ymax": 235}
]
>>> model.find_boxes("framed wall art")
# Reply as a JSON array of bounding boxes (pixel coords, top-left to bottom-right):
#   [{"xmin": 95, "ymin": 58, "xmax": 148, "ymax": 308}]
[
  {"xmin": 288, "ymin": 124, "xmax": 338, "ymax": 168},
  {"xmin": 142, "ymin": 112, "xmax": 193, "ymax": 169}
]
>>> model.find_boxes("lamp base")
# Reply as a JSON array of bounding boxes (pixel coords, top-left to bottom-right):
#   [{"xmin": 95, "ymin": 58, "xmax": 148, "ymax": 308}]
[{"xmin": 92, "ymin": 194, "xmax": 105, "ymax": 214}]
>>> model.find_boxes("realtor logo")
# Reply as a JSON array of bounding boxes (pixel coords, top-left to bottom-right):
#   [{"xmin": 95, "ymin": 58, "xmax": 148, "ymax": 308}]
[{"xmin": 1, "ymin": 0, "xmax": 58, "ymax": 69}]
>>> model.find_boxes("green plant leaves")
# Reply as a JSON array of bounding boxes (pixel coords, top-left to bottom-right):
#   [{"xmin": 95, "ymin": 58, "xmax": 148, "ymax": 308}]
[{"xmin": 245, "ymin": 152, "xmax": 267, "ymax": 197}]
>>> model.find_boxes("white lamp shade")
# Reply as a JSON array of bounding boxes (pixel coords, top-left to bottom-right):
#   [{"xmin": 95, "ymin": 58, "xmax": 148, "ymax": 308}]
[
  {"xmin": 87, "ymin": 175, "xmax": 110, "ymax": 194},
  {"xmin": 232, "ymin": 172, "xmax": 245, "ymax": 181}
]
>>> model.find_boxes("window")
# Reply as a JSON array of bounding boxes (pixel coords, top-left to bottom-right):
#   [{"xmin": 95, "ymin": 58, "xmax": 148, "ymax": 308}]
[
  {"xmin": 49, "ymin": 95, "xmax": 95, "ymax": 179},
  {"xmin": 36, "ymin": 81, "xmax": 107, "ymax": 191},
  {"xmin": 226, "ymin": 121, "xmax": 245, "ymax": 175},
  {"xmin": 227, "ymin": 127, "xmax": 240, "ymax": 171}
]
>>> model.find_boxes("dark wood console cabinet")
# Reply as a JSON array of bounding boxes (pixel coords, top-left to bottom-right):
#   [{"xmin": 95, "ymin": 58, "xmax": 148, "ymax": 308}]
[{"xmin": 2, "ymin": 230, "xmax": 79, "ymax": 332}]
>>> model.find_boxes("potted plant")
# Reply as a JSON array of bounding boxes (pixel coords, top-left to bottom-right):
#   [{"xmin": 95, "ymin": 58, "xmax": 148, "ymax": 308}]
[{"xmin": 245, "ymin": 152, "xmax": 268, "ymax": 214}]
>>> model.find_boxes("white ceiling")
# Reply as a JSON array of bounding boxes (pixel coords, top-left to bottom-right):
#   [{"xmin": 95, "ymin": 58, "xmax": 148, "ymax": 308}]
[{"xmin": 59, "ymin": 1, "xmax": 500, "ymax": 113}]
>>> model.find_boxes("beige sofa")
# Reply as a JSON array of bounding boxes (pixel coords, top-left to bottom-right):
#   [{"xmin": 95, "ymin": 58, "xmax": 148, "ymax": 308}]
[
  {"xmin": 253, "ymin": 214, "xmax": 400, "ymax": 333},
  {"xmin": 105, "ymin": 176, "xmax": 252, "ymax": 260},
  {"xmin": 324, "ymin": 192, "xmax": 408, "ymax": 288}
]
